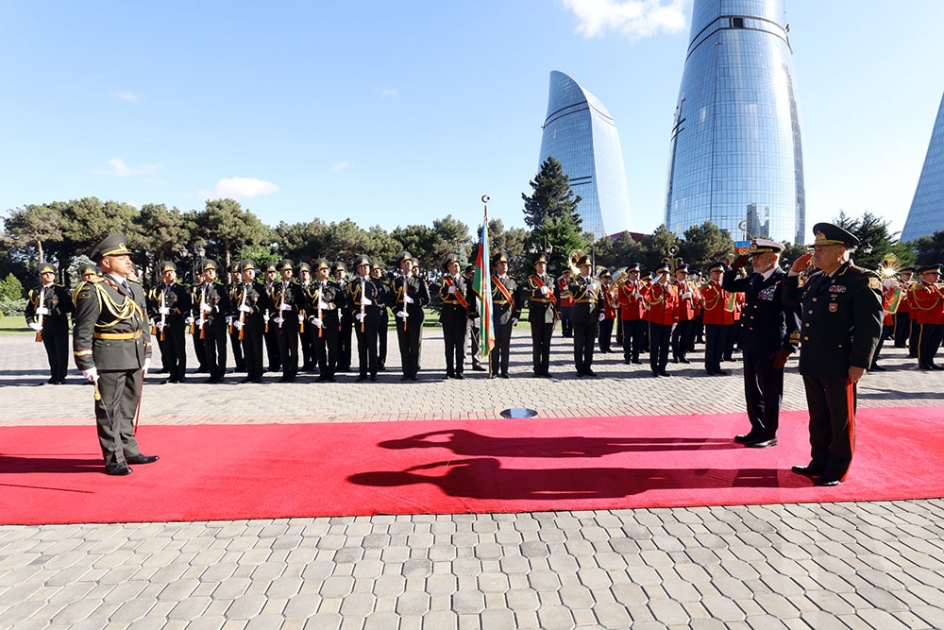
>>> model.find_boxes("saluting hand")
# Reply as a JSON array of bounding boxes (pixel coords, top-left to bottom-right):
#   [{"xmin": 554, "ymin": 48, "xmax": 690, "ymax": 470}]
[{"xmin": 791, "ymin": 252, "xmax": 814, "ymax": 274}]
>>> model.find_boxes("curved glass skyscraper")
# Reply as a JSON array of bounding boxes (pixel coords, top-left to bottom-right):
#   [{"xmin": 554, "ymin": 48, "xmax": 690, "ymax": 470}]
[
  {"xmin": 901, "ymin": 91, "xmax": 944, "ymax": 242},
  {"xmin": 539, "ymin": 71, "xmax": 632, "ymax": 239},
  {"xmin": 665, "ymin": 0, "xmax": 805, "ymax": 244}
]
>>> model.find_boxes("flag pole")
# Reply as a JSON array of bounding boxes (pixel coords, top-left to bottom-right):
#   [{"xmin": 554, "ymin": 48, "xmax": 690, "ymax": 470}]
[{"xmin": 483, "ymin": 195, "xmax": 491, "ymax": 379}]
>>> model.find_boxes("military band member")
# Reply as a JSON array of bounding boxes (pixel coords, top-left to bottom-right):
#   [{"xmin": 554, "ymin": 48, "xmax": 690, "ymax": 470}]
[
  {"xmin": 440, "ymin": 254, "xmax": 477, "ymax": 379},
  {"xmin": 226, "ymin": 263, "xmax": 247, "ymax": 373},
  {"xmin": 233, "ymin": 260, "xmax": 269, "ymax": 383},
  {"xmin": 724, "ymin": 241, "xmax": 800, "ymax": 448},
  {"xmin": 270, "ymin": 258, "xmax": 304, "ymax": 382},
  {"xmin": 262, "ymin": 262, "xmax": 282, "ymax": 373},
  {"xmin": 148, "ymin": 261, "xmax": 192, "ymax": 383},
  {"xmin": 297, "ymin": 261, "xmax": 317, "ymax": 373},
  {"xmin": 617, "ymin": 263, "xmax": 646, "ymax": 365},
  {"xmin": 701, "ymin": 262, "xmax": 735, "ymax": 376},
  {"xmin": 372, "ymin": 261, "xmax": 390, "ymax": 372},
  {"xmin": 196, "ymin": 259, "xmax": 230, "ymax": 383},
  {"xmin": 643, "ymin": 261, "xmax": 678, "ymax": 377},
  {"xmin": 568, "ymin": 254, "xmax": 603, "ymax": 377},
  {"xmin": 784, "ymin": 223, "xmax": 883, "ymax": 486},
  {"xmin": 671, "ymin": 264, "xmax": 697, "ymax": 364},
  {"xmin": 334, "ymin": 261, "xmax": 353, "ymax": 373},
  {"xmin": 894, "ymin": 267, "xmax": 915, "ymax": 349},
  {"xmin": 350, "ymin": 254, "xmax": 383, "ymax": 381},
  {"xmin": 911, "ymin": 264, "xmax": 944, "ymax": 370},
  {"xmin": 308, "ymin": 258, "xmax": 341, "ymax": 382},
  {"xmin": 527, "ymin": 252, "xmax": 556, "ymax": 378},
  {"xmin": 25, "ymin": 262, "xmax": 74, "ymax": 384},
  {"xmin": 598, "ymin": 270, "xmax": 618, "ymax": 353},
  {"xmin": 391, "ymin": 251, "xmax": 430, "ymax": 381},
  {"xmin": 490, "ymin": 253, "xmax": 520, "ymax": 379},
  {"xmin": 73, "ymin": 233, "xmax": 158, "ymax": 476},
  {"xmin": 463, "ymin": 264, "xmax": 485, "ymax": 371},
  {"xmin": 557, "ymin": 268, "xmax": 574, "ymax": 338}
]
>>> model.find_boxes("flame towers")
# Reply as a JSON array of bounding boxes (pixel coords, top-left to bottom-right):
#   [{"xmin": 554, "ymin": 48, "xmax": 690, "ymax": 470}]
[
  {"xmin": 901, "ymin": 91, "xmax": 944, "ymax": 242},
  {"xmin": 665, "ymin": 0, "xmax": 805, "ymax": 244}
]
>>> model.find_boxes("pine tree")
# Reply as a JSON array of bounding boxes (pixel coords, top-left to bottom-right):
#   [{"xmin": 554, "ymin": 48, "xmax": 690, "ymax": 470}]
[{"xmin": 521, "ymin": 157, "xmax": 582, "ymax": 230}]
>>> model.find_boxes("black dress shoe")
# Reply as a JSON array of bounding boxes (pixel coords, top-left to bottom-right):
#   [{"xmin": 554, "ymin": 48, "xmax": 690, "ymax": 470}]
[
  {"xmin": 472, "ymin": 365, "xmax": 486, "ymax": 372},
  {"xmin": 870, "ymin": 364, "xmax": 887, "ymax": 372},
  {"xmin": 678, "ymin": 358, "xmax": 691, "ymax": 364},
  {"xmin": 651, "ymin": 371, "xmax": 660, "ymax": 377},
  {"xmin": 357, "ymin": 375, "xmax": 367, "ymax": 382},
  {"xmin": 444, "ymin": 373, "xmax": 455, "ymax": 379},
  {"xmin": 500, "ymin": 373, "xmax": 510, "ymax": 379},
  {"xmin": 632, "ymin": 360, "xmax": 643, "ymax": 365},
  {"xmin": 126, "ymin": 454, "xmax": 159, "ymax": 465},
  {"xmin": 932, "ymin": 364, "xmax": 944, "ymax": 371},
  {"xmin": 734, "ymin": 434, "xmax": 756, "ymax": 444},
  {"xmin": 747, "ymin": 437, "xmax": 778, "ymax": 448},
  {"xmin": 576, "ymin": 371, "xmax": 584, "ymax": 378},
  {"xmin": 409, "ymin": 375, "xmax": 418, "ymax": 381},
  {"xmin": 791, "ymin": 465, "xmax": 822, "ymax": 477},
  {"xmin": 370, "ymin": 375, "xmax": 378, "ymax": 382},
  {"xmin": 402, "ymin": 375, "xmax": 411, "ymax": 381},
  {"xmin": 454, "ymin": 373, "xmax": 464, "ymax": 380},
  {"xmin": 584, "ymin": 369, "xmax": 598, "ymax": 377},
  {"xmin": 105, "ymin": 463, "xmax": 133, "ymax": 476},
  {"xmin": 658, "ymin": 371, "xmax": 672, "ymax": 377},
  {"xmin": 815, "ymin": 478, "xmax": 841, "ymax": 487}
]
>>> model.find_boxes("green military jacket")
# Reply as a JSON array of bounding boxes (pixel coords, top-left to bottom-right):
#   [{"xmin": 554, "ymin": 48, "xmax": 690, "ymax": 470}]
[{"xmin": 73, "ymin": 274, "xmax": 152, "ymax": 371}]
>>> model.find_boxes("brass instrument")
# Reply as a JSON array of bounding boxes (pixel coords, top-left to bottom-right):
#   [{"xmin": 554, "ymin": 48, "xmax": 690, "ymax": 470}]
[
  {"xmin": 568, "ymin": 249, "xmax": 584, "ymax": 276},
  {"xmin": 880, "ymin": 253, "xmax": 900, "ymax": 281}
]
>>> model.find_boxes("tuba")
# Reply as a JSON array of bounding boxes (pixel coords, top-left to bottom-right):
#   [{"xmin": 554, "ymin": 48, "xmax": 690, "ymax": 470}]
[{"xmin": 569, "ymin": 249, "xmax": 583, "ymax": 276}]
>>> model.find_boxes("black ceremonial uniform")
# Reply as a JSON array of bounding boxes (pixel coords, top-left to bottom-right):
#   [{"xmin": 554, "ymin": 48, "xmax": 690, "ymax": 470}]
[
  {"xmin": 26, "ymin": 279, "xmax": 73, "ymax": 384},
  {"xmin": 569, "ymin": 270, "xmax": 604, "ymax": 376},
  {"xmin": 226, "ymin": 274, "xmax": 246, "ymax": 373},
  {"xmin": 391, "ymin": 271, "xmax": 430, "ymax": 380},
  {"xmin": 189, "ymin": 282, "xmax": 208, "ymax": 373},
  {"xmin": 528, "ymin": 268, "xmax": 557, "ymax": 377},
  {"xmin": 440, "ymin": 271, "xmax": 477, "ymax": 378},
  {"xmin": 335, "ymin": 266, "xmax": 353, "ymax": 372},
  {"xmin": 198, "ymin": 279, "xmax": 230, "ymax": 383},
  {"xmin": 490, "ymin": 273, "xmax": 520, "ymax": 378},
  {"xmin": 148, "ymin": 280, "xmax": 191, "ymax": 383},
  {"xmin": 262, "ymin": 268, "xmax": 282, "ymax": 373},
  {"xmin": 308, "ymin": 275, "xmax": 342, "ymax": 382},
  {"xmin": 271, "ymin": 279, "xmax": 305, "ymax": 382},
  {"xmin": 234, "ymin": 276, "xmax": 269, "ymax": 383},
  {"xmin": 350, "ymin": 270, "xmax": 383, "ymax": 380},
  {"xmin": 374, "ymin": 269, "xmax": 391, "ymax": 371}
]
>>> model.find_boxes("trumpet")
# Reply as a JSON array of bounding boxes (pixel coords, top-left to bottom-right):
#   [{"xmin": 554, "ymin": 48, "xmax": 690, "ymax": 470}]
[{"xmin": 880, "ymin": 253, "xmax": 899, "ymax": 281}]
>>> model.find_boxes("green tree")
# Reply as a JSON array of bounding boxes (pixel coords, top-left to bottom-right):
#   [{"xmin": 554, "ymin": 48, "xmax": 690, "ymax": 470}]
[
  {"xmin": 532, "ymin": 216, "xmax": 587, "ymax": 276},
  {"xmin": 198, "ymin": 199, "xmax": 273, "ymax": 268},
  {"xmin": 522, "ymin": 156, "xmax": 582, "ymax": 230},
  {"xmin": 913, "ymin": 231, "xmax": 944, "ymax": 267},
  {"xmin": 640, "ymin": 225, "xmax": 682, "ymax": 272},
  {"xmin": 4, "ymin": 204, "xmax": 64, "ymax": 264},
  {"xmin": 592, "ymin": 232, "xmax": 644, "ymax": 272},
  {"xmin": 0, "ymin": 273, "xmax": 24, "ymax": 300},
  {"xmin": 780, "ymin": 242, "xmax": 808, "ymax": 271},
  {"xmin": 679, "ymin": 221, "xmax": 734, "ymax": 270},
  {"xmin": 834, "ymin": 211, "xmax": 915, "ymax": 270}
]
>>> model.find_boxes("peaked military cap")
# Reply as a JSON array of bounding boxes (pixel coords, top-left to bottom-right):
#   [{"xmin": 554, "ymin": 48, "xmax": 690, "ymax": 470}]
[
  {"xmin": 492, "ymin": 252, "xmax": 509, "ymax": 266},
  {"xmin": 277, "ymin": 258, "xmax": 294, "ymax": 272},
  {"xmin": 332, "ymin": 261, "xmax": 347, "ymax": 273},
  {"xmin": 811, "ymin": 222, "xmax": 859, "ymax": 248},
  {"xmin": 443, "ymin": 253, "xmax": 460, "ymax": 269},
  {"xmin": 708, "ymin": 261, "xmax": 726, "ymax": 272},
  {"xmin": 675, "ymin": 263, "xmax": 690, "ymax": 274},
  {"xmin": 38, "ymin": 262, "xmax": 58, "ymax": 274},
  {"xmin": 575, "ymin": 254, "xmax": 592, "ymax": 268},
  {"xmin": 313, "ymin": 258, "xmax": 330, "ymax": 271},
  {"xmin": 354, "ymin": 254, "xmax": 372, "ymax": 268},
  {"xmin": 654, "ymin": 260, "xmax": 670, "ymax": 274},
  {"xmin": 78, "ymin": 262, "xmax": 101, "ymax": 277},
  {"xmin": 626, "ymin": 262, "xmax": 641, "ymax": 272},
  {"xmin": 230, "ymin": 262, "xmax": 241, "ymax": 274},
  {"xmin": 532, "ymin": 252, "xmax": 549, "ymax": 265},
  {"xmin": 600, "ymin": 269, "xmax": 612, "ymax": 278},
  {"xmin": 241, "ymin": 260, "xmax": 257, "ymax": 272},
  {"xmin": 160, "ymin": 261, "xmax": 177, "ymax": 273},
  {"xmin": 918, "ymin": 264, "xmax": 942, "ymax": 275},
  {"xmin": 396, "ymin": 251, "xmax": 413, "ymax": 266},
  {"xmin": 265, "ymin": 262, "xmax": 277, "ymax": 273},
  {"xmin": 202, "ymin": 259, "xmax": 219, "ymax": 271},
  {"xmin": 297, "ymin": 261, "xmax": 311, "ymax": 273},
  {"xmin": 463, "ymin": 264, "xmax": 475, "ymax": 275},
  {"xmin": 748, "ymin": 238, "xmax": 785, "ymax": 255},
  {"xmin": 90, "ymin": 233, "xmax": 133, "ymax": 262}
]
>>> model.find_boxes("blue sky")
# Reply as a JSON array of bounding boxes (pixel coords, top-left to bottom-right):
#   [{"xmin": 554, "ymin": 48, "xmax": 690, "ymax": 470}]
[{"xmin": 2, "ymin": 0, "xmax": 943, "ymax": 242}]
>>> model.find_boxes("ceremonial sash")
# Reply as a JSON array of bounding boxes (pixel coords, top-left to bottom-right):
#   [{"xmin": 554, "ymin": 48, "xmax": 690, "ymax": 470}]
[
  {"xmin": 492, "ymin": 276, "xmax": 513, "ymax": 304},
  {"xmin": 531, "ymin": 274, "xmax": 556, "ymax": 304},
  {"xmin": 443, "ymin": 276, "xmax": 469, "ymax": 309}
]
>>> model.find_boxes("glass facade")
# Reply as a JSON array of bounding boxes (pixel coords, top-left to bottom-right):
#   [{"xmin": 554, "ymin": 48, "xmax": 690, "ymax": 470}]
[
  {"xmin": 665, "ymin": 0, "xmax": 805, "ymax": 244},
  {"xmin": 901, "ymin": 92, "xmax": 944, "ymax": 242},
  {"xmin": 539, "ymin": 71, "xmax": 632, "ymax": 239}
]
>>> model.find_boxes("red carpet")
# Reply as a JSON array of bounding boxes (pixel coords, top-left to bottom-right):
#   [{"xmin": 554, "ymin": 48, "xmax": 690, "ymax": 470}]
[{"xmin": 1, "ymin": 406, "xmax": 943, "ymax": 525}]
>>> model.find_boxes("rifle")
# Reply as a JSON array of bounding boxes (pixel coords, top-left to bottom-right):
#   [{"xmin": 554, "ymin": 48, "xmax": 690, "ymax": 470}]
[
  {"xmin": 159, "ymin": 287, "xmax": 167, "ymax": 341},
  {"xmin": 198, "ymin": 284, "xmax": 207, "ymax": 339},
  {"xmin": 34, "ymin": 287, "xmax": 45, "ymax": 342},
  {"xmin": 238, "ymin": 283, "xmax": 248, "ymax": 340}
]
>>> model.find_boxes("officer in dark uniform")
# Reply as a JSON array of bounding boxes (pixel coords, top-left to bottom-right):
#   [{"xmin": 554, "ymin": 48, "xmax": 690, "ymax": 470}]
[
  {"xmin": 262, "ymin": 262, "xmax": 281, "ymax": 373},
  {"xmin": 196, "ymin": 259, "xmax": 230, "ymax": 383},
  {"xmin": 308, "ymin": 258, "xmax": 342, "ymax": 382},
  {"xmin": 391, "ymin": 251, "xmax": 430, "ymax": 381},
  {"xmin": 334, "ymin": 261, "xmax": 353, "ymax": 373},
  {"xmin": 233, "ymin": 260, "xmax": 269, "ymax": 383},
  {"xmin": 226, "ymin": 263, "xmax": 247, "ymax": 373},
  {"xmin": 557, "ymin": 269, "xmax": 574, "ymax": 337},
  {"xmin": 490, "ymin": 253, "xmax": 520, "ymax": 379},
  {"xmin": 440, "ymin": 253, "xmax": 476, "ymax": 379},
  {"xmin": 784, "ymin": 223, "xmax": 883, "ymax": 486},
  {"xmin": 148, "ymin": 261, "xmax": 192, "ymax": 384},
  {"xmin": 79, "ymin": 262, "xmax": 102, "ymax": 283},
  {"xmin": 527, "ymin": 252, "xmax": 557, "ymax": 378},
  {"xmin": 371, "ymin": 261, "xmax": 391, "ymax": 371},
  {"xmin": 270, "ymin": 258, "xmax": 304, "ymax": 382},
  {"xmin": 296, "ymin": 261, "xmax": 317, "ymax": 373},
  {"xmin": 463, "ymin": 264, "xmax": 485, "ymax": 371},
  {"xmin": 189, "ymin": 267, "xmax": 209, "ymax": 375},
  {"xmin": 723, "ymin": 241, "xmax": 801, "ymax": 448},
  {"xmin": 73, "ymin": 233, "xmax": 158, "ymax": 476},
  {"xmin": 568, "ymin": 254, "xmax": 604, "ymax": 377},
  {"xmin": 350, "ymin": 254, "xmax": 383, "ymax": 381},
  {"xmin": 25, "ymin": 262, "xmax": 74, "ymax": 384}
]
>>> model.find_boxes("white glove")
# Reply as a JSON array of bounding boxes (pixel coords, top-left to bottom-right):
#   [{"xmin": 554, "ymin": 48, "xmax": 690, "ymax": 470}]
[
  {"xmin": 671, "ymin": 323, "xmax": 677, "ymax": 333},
  {"xmin": 36, "ymin": 307, "xmax": 49, "ymax": 315},
  {"xmin": 682, "ymin": 292, "xmax": 692, "ymax": 299},
  {"xmin": 281, "ymin": 304, "xmax": 293, "ymax": 311},
  {"xmin": 159, "ymin": 306, "xmax": 171, "ymax": 315},
  {"xmin": 82, "ymin": 367, "xmax": 99, "ymax": 383},
  {"xmin": 185, "ymin": 316, "xmax": 195, "ymax": 324},
  {"xmin": 355, "ymin": 312, "xmax": 365, "ymax": 322},
  {"xmin": 317, "ymin": 301, "xmax": 328, "ymax": 311},
  {"xmin": 233, "ymin": 320, "xmax": 244, "ymax": 330},
  {"xmin": 404, "ymin": 295, "xmax": 414, "ymax": 304},
  {"xmin": 155, "ymin": 321, "xmax": 164, "ymax": 329},
  {"xmin": 197, "ymin": 318, "xmax": 206, "ymax": 327},
  {"xmin": 511, "ymin": 318, "xmax": 518, "ymax": 326},
  {"xmin": 599, "ymin": 312, "xmax": 606, "ymax": 321},
  {"xmin": 396, "ymin": 310, "xmax": 408, "ymax": 319},
  {"xmin": 239, "ymin": 304, "xmax": 253, "ymax": 313},
  {"xmin": 273, "ymin": 316, "xmax": 284, "ymax": 324},
  {"xmin": 263, "ymin": 313, "xmax": 270, "ymax": 322},
  {"xmin": 467, "ymin": 318, "xmax": 474, "ymax": 328},
  {"xmin": 225, "ymin": 316, "xmax": 233, "ymax": 325},
  {"xmin": 200, "ymin": 302, "xmax": 213, "ymax": 312},
  {"xmin": 142, "ymin": 358, "xmax": 151, "ymax": 375},
  {"xmin": 310, "ymin": 317, "xmax": 323, "ymax": 328},
  {"xmin": 447, "ymin": 286, "xmax": 456, "ymax": 294},
  {"xmin": 540, "ymin": 286, "xmax": 549, "ymax": 296},
  {"xmin": 361, "ymin": 297, "xmax": 372, "ymax": 306},
  {"xmin": 28, "ymin": 322, "xmax": 42, "ymax": 331},
  {"xmin": 298, "ymin": 314, "xmax": 305, "ymax": 324}
]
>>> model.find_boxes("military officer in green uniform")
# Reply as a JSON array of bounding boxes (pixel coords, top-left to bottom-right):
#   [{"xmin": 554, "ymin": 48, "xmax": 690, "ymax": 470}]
[
  {"xmin": 73, "ymin": 233, "xmax": 159, "ymax": 476},
  {"xmin": 489, "ymin": 252, "xmax": 520, "ymax": 379},
  {"xmin": 78, "ymin": 262, "xmax": 102, "ymax": 283},
  {"xmin": 569, "ymin": 254, "xmax": 604, "ymax": 377},
  {"xmin": 440, "ymin": 253, "xmax": 477, "ymax": 379},
  {"xmin": 26, "ymin": 262, "xmax": 74, "ymax": 384},
  {"xmin": 526, "ymin": 252, "xmax": 557, "ymax": 378}
]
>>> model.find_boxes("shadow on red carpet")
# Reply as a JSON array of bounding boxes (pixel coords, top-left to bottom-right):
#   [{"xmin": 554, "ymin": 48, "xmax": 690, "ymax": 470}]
[{"xmin": 1, "ymin": 406, "xmax": 942, "ymax": 525}]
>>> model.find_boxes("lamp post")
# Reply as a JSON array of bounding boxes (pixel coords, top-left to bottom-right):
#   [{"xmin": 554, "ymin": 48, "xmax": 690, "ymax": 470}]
[{"xmin": 192, "ymin": 244, "xmax": 206, "ymax": 284}]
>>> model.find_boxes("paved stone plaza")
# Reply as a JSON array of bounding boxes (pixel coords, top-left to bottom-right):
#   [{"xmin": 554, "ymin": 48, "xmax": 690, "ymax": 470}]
[{"xmin": 2, "ymin": 331, "xmax": 943, "ymax": 629}]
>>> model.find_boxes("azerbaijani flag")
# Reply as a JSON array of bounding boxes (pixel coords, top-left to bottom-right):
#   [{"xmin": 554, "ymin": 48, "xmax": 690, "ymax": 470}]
[{"xmin": 472, "ymin": 209, "xmax": 495, "ymax": 359}]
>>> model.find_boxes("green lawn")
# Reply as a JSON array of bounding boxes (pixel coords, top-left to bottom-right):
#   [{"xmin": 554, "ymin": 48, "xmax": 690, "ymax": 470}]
[{"xmin": 0, "ymin": 317, "xmax": 31, "ymax": 335}]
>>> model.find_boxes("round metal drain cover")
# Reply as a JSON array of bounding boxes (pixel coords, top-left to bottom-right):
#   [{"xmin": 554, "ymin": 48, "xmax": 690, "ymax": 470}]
[{"xmin": 499, "ymin": 408, "xmax": 538, "ymax": 419}]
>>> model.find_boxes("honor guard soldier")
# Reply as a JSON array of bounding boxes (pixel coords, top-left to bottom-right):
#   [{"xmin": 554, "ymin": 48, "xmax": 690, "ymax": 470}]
[
  {"xmin": 643, "ymin": 261, "xmax": 678, "ymax": 377},
  {"xmin": 334, "ymin": 261, "xmax": 354, "ymax": 373},
  {"xmin": 350, "ymin": 254, "xmax": 383, "ymax": 381},
  {"xmin": 463, "ymin": 264, "xmax": 486, "ymax": 371},
  {"xmin": 701, "ymin": 262, "xmax": 735, "ymax": 376},
  {"xmin": 262, "ymin": 262, "xmax": 281, "ymax": 373},
  {"xmin": 567, "ymin": 254, "xmax": 603, "ymax": 377},
  {"xmin": 617, "ymin": 263, "xmax": 646, "ymax": 365},
  {"xmin": 894, "ymin": 266, "xmax": 915, "ymax": 350},
  {"xmin": 784, "ymin": 223, "xmax": 883, "ymax": 486},
  {"xmin": 297, "ymin": 261, "xmax": 317, "ymax": 373},
  {"xmin": 490, "ymin": 252, "xmax": 520, "ymax": 378},
  {"xmin": 911, "ymin": 264, "xmax": 944, "ymax": 370},
  {"xmin": 598, "ymin": 270, "xmax": 618, "ymax": 353},
  {"xmin": 440, "ymin": 253, "xmax": 477, "ymax": 379},
  {"xmin": 195, "ymin": 259, "xmax": 230, "ymax": 383},
  {"xmin": 724, "ymin": 241, "xmax": 801, "ymax": 448},
  {"xmin": 232, "ymin": 260, "xmax": 269, "ymax": 383},
  {"xmin": 391, "ymin": 251, "xmax": 430, "ymax": 381},
  {"xmin": 187, "ymin": 266, "xmax": 209, "ymax": 375},
  {"xmin": 148, "ymin": 261, "xmax": 192, "ymax": 383},
  {"xmin": 79, "ymin": 262, "xmax": 102, "ymax": 283},
  {"xmin": 26, "ymin": 262, "xmax": 74, "ymax": 384},
  {"xmin": 270, "ymin": 258, "xmax": 304, "ymax": 382},
  {"xmin": 226, "ymin": 263, "xmax": 247, "ymax": 374},
  {"xmin": 308, "ymin": 258, "xmax": 342, "ymax": 382},
  {"xmin": 371, "ymin": 261, "xmax": 391, "ymax": 372},
  {"xmin": 556, "ymin": 268, "xmax": 575, "ymax": 337},
  {"xmin": 73, "ymin": 233, "xmax": 158, "ymax": 476},
  {"xmin": 526, "ymin": 252, "xmax": 557, "ymax": 378},
  {"xmin": 671, "ymin": 264, "xmax": 698, "ymax": 364}
]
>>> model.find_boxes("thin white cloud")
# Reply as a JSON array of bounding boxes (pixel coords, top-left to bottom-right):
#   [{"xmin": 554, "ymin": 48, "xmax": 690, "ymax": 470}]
[
  {"xmin": 381, "ymin": 88, "xmax": 398, "ymax": 98},
  {"xmin": 330, "ymin": 161, "xmax": 351, "ymax": 173},
  {"xmin": 208, "ymin": 177, "xmax": 279, "ymax": 199},
  {"xmin": 563, "ymin": 0, "xmax": 688, "ymax": 38},
  {"xmin": 110, "ymin": 90, "xmax": 141, "ymax": 102},
  {"xmin": 93, "ymin": 158, "xmax": 162, "ymax": 177}
]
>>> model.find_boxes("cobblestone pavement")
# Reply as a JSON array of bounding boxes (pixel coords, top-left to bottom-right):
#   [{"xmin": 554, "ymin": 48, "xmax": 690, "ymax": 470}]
[{"xmin": 2, "ymin": 332, "xmax": 943, "ymax": 629}]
